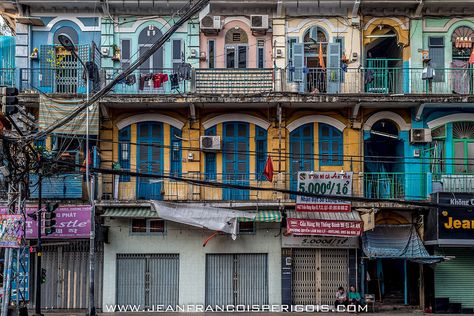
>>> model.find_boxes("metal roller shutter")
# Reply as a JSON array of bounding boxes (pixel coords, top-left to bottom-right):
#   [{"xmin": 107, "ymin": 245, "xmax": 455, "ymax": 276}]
[
  {"xmin": 205, "ymin": 254, "xmax": 268, "ymax": 307},
  {"xmin": 292, "ymin": 249, "xmax": 349, "ymax": 305},
  {"xmin": 435, "ymin": 248, "xmax": 474, "ymax": 309},
  {"xmin": 116, "ymin": 254, "xmax": 179, "ymax": 309}
]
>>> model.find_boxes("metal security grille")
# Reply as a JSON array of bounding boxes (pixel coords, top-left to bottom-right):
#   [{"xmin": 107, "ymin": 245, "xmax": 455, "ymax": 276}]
[
  {"xmin": 116, "ymin": 254, "xmax": 179, "ymax": 309},
  {"xmin": 292, "ymin": 249, "xmax": 349, "ymax": 305},
  {"xmin": 320, "ymin": 249, "xmax": 349, "ymax": 305},
  {"xmin": 39, "ymin": 241, "xmax": 103, "ymax": 309},
  {"xmin": 205, "ymin": 254, "xmax": 268, "ymax": 307}
]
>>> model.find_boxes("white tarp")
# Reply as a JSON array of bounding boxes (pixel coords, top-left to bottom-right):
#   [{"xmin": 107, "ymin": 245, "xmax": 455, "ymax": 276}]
[{"xmin": 150, "ymin": 201, "xmax": 256, "ymax": 240}]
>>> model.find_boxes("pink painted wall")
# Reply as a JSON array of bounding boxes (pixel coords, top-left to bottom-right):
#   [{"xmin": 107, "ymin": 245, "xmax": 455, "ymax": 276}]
[{"xmin": 199, "ymin": 19, "xmax": 273, "ymax": 68}]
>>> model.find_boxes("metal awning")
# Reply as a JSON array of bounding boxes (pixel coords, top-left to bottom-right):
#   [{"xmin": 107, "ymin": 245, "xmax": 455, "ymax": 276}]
[
  {"xmin": 238, "ymin": 211, "xmax": 282, "ymax": 223},
  {"xmin": 362, "ymin": 225, "xmax": 445, "ymax": 264},
  {"xmin": 101, "ymin": 207, "xmax": 158, "ymax": 218}
]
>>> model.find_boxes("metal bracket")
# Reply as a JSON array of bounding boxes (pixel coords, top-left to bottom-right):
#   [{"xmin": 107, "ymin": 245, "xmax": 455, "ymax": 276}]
[{"xmin": 415, "ymin": 103, "xmax": 425, "ymax": 121}]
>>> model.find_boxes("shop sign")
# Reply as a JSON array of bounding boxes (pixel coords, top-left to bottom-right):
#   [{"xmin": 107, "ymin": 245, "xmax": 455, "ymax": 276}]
[
  {"xmin": 282, "ymin": 234, "xmax": 359, "ymax": 248},
  {"xmin": 296, "ymin": 171, "xmax": 352, "ymax": 212},
  {"xmin": 11, "ymin": 252, "xmax": 29, "ymax": 301},
  {"xmin": 0, "ymin": 214, "xmax": 23, "ymax": 248},
  {"xmin": 438, "ymin": 193, "xmax": 474, "ymax": 241},
  {"xmin": 0, "ymin": 205, "xmax": 91, "ymax": 239},
  {"xmin": 287, "ymin": 218, "xmax": 363, "ymax": 237}
]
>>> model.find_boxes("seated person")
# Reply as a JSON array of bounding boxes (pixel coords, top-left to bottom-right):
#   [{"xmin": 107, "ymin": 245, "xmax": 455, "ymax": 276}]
[
  {"xmin": 348, "ymin": 285, "xmax": 363, "ymax": 312},
  {"xmin": 334, "ymin": 286, "xmax": 348, "ymax": 308}
]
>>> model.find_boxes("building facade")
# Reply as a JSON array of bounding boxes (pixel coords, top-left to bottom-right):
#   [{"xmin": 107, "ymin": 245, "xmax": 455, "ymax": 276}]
[{"xmin": 1, "ymin": 0, "xmax": 474, "ymax": 313}]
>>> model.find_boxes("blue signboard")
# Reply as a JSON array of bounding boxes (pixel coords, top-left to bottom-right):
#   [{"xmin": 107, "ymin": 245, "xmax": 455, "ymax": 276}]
[{"xmin": 10, "ymin": 250, "xmax": 29, "ymax": 302}]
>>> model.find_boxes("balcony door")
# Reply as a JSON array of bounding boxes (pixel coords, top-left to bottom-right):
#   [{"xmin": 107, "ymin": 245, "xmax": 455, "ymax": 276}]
[
  {"xmin": 225, "ymin": 28, "xmax": 248, "ymax": 68},
  {"xmin": 222, "ymin": 122, "xmax": 249, "ymax": 200},
  {"xmin": 138, "ymin": 26, "xmax": 164, "ymax": 73},
  {"xmin": 137, "ymin": 122, "xmax": 163, "ymax": 200}
]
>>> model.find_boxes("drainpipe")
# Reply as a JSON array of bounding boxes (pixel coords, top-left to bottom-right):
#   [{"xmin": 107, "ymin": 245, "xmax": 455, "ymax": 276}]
[{"xmin": 277, "ymin": 104, "xmax": 282, "ymax": 173}]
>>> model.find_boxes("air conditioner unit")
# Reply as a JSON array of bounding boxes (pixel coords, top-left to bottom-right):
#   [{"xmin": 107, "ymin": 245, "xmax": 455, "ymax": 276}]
[
  {"xmin": 251, "ymin": 15, "xmax": 269, "ymax": 29},
  {"xmin": 200, "ymin": 136, "xmax": 221, "ymax": 151},
  {"xmin": 200, "ymin": 15, "xmax": 221, "ymax": 30},
  {"xmin": 410, "ymin": 128, "xmax": 432, "ymax": 143}
]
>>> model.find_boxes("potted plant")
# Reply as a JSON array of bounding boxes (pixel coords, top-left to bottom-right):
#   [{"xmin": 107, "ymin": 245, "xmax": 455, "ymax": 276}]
[{"xmin": 112, "ymin": 44, "xmax": 121, "ymax": 61}]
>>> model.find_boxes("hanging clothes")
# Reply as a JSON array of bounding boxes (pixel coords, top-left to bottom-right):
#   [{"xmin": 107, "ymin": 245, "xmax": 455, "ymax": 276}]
[
  {"xmin": 82, "ymin": 61, "xmax": 101, "ymax": 92},
  {"xmin": 139, "ymin": 73, "xmax": 153, "ymax": 90},
  {"xmin": 170, "ymin": 74, "xmax": 179, "ymax": 89},
  {"xmin": 152, "ymin": 73, "xmax": 169, "ymax": 88},
  {"xmin": 125, "ymin": 74, "xmax": 136, "ymax": 86},
  {"xmin": 177, "ymin": 63, "xmax": 192, "ymax": 80}
]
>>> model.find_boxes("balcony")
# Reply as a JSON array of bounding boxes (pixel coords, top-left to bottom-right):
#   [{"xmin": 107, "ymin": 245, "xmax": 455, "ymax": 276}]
[
  {"xmin": 0, "ymin": 68, "xmax": 15, "ymax": 87},
  {"xmin": 432, "ymin": 173, "xmax": 474, "ymax": 193},
  {"xmin": 194, "ymin": 68, "xmax": 274, "ymax": 94},
  {"xmin": 100, "ymin": 171, "xmax": 428, "ymax": 203},
  {"xmin": 29, "ymin": 173, "xmax": 84, "ymax": 199}
]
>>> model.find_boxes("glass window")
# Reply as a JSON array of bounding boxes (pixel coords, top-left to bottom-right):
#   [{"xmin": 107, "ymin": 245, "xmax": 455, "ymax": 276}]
[
  {"xmin": 121, "ymin": 39, "xmax": 131, "ymax": 70},
  {"xmin": 172, "ymin": 39, "xmax": 182, "ymax": 71},
  {"xmin": 226, "ymin": 47, "xmax": 235, "ymax": 68},
  {"xmin": 170, "ymin": 127, "xmax": 182, "ymax": 177},
  {"xmin": 319, "ymin": 123, "xmax": 343, "ymax": 166},
  {"xmin": 428, "ymin": 37, "xmax": 445, "ymax": 82},
  {"xmin": 149, "ymin": 219, "xmax": 165, "ymax": 233},
  {"xmin": 239, "ymin": 221, "xmax": 255, "ymax": 234},
  {"xmin": 208, "ymin": 40, "xmax": 215, "ymax": 69},
  {"xmin": 131, "ymin": 218, "xmax": 147, "ymax": 233},
  {"xmin": 238, "ymin": 46, "xmax": 247, "ymax": 68},
  {"xmin": 257, "ymin": 40, "xmax": 265, "ymax": 69},
  {"xmin": 454, "ymin": 142, "xmax": 465, "ymax": 173}
]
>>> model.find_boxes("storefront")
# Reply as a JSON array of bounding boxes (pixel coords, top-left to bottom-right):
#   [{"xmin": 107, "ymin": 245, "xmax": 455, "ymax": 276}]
[
  {"xmin": 282, "ymin": 211, "xmax": 362, "ymax": 305},
  {"xmin": 101, "ymin": 203, "xmax": 282, "ymax": 310},
  {"xmin": 425, "ymin": 193, "xmax": 474, "ymax": 313}
]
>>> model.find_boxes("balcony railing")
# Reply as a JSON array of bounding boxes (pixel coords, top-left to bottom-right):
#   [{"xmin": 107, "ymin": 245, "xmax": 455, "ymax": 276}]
[
  {"xmin": 101, "ymin": 171, "xmax": 428, "ymax": 202},
  {"xmin": 0, "ymin": 68, "xmax": 15, "ymax": 87},
  {"xmin": 194, "ymin": 68, "xmax": 274, "ymax": 94},
  {"xmin": 19, "ymin": 67, "xmax": 474, "ymax": 96},
  {"xmin": 29, "ymin": 173, "xmax": 84, "ymax": 199},
  {"xmin": 432, "ymin": 173, "xmax": 474, "ymax": 193}
]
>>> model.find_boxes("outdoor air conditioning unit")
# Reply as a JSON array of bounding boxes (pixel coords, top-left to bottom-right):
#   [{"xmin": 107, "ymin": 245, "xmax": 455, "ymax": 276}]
[
  {"xmin": 410, "ymin": 128, "xmax": 432, "ymax": 143},
  {"xmin": 251, "ymin": 15, "xmax": 269, "ymax": 29},
  {"xmin": 200, "ymin": 136, "xmax": 221, "ymax": 151},
  {"xmin": 200, "ymin": 15, "xmax": 221, "ymax": 30}
]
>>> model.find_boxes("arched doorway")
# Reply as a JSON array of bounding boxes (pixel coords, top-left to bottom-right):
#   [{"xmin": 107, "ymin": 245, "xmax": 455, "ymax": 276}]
[
  {"xmin": 365, "ymin": 25, "xmax": 403, "ymax": 93},
  {"xmin": 364, "ymin": 119, "xmax": 404, "ymax": 199},
  {"xmin": 451, "ymin": 26, "xmax": 474, "ymax": 94},
  {"xmin": 303, "ymin": 26, "xmax": 327, "ymax": 93},
  {"xmin": 225, "ymin": 28, "xmax": 248, "ymax": 68},
  {"xmin": 138, "ymin": 25, "xmax": 164, "ymax": 72}
]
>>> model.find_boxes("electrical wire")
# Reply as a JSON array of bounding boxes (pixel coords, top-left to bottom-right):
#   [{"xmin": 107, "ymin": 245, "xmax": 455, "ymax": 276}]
[{"xmin": 49, "ymin": 158, "xmax": 474, "ymax": 211}]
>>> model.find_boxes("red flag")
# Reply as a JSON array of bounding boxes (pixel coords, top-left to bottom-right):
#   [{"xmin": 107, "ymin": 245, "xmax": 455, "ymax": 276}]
[
  {"xmin": 319, "ymin": 42, "xmax": 326, "ymax": 70},
  {"xmin": 469, "ymin": 45, "xmax": 474, "ymax": 64},
  {"xmin": 262, "ymin": 156, "xmax": 274, "ymax": 182}
]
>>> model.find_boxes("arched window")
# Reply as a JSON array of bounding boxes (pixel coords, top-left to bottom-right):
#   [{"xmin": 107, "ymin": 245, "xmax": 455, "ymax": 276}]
[
  {"xmin": 53, "ymin": 26, "xmax": 78, "ymax": 45},
  {"xmin": 138, "ymin": 25, "xmax": 164, "ymax": 71},
  {"xmin": 451, "ymin": 26, "xmax": 474, "ymax": 61},
  {"xmin": 303, "ymin": 26, "xmax": 327, "ymax": 55},
  {"xmin": 290, "ymin": 123, "xmax": 314, "ymax": 190},
  {"xmin": 225, "ymin": 28, "xmax": 248, "ymax": 68},
  {"xmin": 319, "ymin": 123, "xmax": 343, "ymax": 166}
]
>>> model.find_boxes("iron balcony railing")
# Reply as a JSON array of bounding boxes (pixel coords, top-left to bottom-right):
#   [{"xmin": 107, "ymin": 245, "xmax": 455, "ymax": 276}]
[
  {"xmin": 432, "ymin": 173, "xmax": 474, "ymax": 193},
  {"xmin": 0, "ymin": 68, "xmax": 15, "ymax": 87},
  {"xmin": 101, "ymin": 171, "xmax": 428, "ymax": 202},
  {"xmin": 194, "ymin": 68, "xmax": 275, "ymax": 94},
  {"xmin": 19, "ymin": 66, "xmax": 474, "ymax": 95}
]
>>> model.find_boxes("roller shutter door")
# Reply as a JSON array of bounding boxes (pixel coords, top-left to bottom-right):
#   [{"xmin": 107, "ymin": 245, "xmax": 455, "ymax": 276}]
[
  {"xmin": 292, "ymin": 249, "xmax": 349, "ymax": 305},
  {"xmin": 116, "ymin": 254, "xmax": 179, "ymax": 309},
  {"xmin": 205, "ymin": 254, "xmax": 268, "ymax": 307}
]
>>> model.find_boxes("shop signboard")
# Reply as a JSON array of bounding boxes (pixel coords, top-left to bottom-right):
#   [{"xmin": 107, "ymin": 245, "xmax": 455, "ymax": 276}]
[
  {"xmin": 296, "ymin": 171, "xmax": 352, "ymax": 212},
  {"xmin": 0, "ymin": 215, "xmax": 24, "ymax": 248},
  {"xmin": 426, "ymin": 193, "xmax": 474, "ymax": 245},
  {"xmin": 0, "ymin": 205, "xmax": 91, "ymax": 239},
  {"xmin": 282, "ymin": 234, "xmax": 359, "ymax": 248},
  {"xmin": 287, "ymin": 217, "xmax": 363, "ymax": 237}
]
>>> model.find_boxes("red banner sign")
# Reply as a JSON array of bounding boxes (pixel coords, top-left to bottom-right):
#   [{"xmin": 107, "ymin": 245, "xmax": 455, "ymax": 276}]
[{"xmin": 287, "ymin": 218, "xmax": 363, "ymax": 237}]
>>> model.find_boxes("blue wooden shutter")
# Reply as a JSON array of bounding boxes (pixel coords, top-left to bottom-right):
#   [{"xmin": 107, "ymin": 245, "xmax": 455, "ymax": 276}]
[
  {"xmin": 327, "ymin": 43, "xmax": 341, "ymax": 93},
  {"xmin": 205, "ymin": 127, "xmax": 217, "ymax": 180},
  {"xmin": 170, "ymin": 127, "xmax": 182, "ymax": 177},
  {"xmin": 255, "ymin": 126, "xmax": 267, "ymax": 181},
  {"xmin": 319, "ymin": 123, "xmax": 343, "ymax": 166},
  {"xmin": 119, "ymin": 126, "xmax": 131, "ymax": 181},
  {"xmin": 293, "ymin": 43, "xmax": 305, "ymax": 83}
]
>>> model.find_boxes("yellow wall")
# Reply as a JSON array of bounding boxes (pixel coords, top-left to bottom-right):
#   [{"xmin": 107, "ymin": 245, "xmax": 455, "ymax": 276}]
[{"xmin": 105, "ymin": 110, "xmax": 367, "ymax": 201}]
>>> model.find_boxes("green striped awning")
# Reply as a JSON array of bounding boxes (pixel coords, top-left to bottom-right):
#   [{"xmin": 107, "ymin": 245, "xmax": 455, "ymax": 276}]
[
  {"xmin": 101, "ymin": 207, "xmax": 158, "ymax": 218},
  {"xmin": 239, "ymin": 211, "xmax": 282, "ymax": 223}
]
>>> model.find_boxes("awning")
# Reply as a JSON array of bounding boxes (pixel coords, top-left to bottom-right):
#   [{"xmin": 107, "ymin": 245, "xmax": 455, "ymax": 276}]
[
  {"xmin": 287, "ymin": 211, "xmax": 363, "ymax": 237},
  {"xmin": 239, "ymin": 211, "xmax": 282, "ymax": 222},
  {"xmin": 101, "ymin": 207, "xmax": 158, "ymax": 218},
  {"xmin": 362, "ymin": 225, "xmax": 444, "ymax": 264},
  {"xmin": 151, "ymin": 201, "xmax": 255, "ymax": 239}
]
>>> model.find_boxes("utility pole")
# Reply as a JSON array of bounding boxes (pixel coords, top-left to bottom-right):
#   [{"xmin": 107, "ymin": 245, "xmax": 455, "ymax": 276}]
[{"xmin": 34, "ymin": 173, "xmax": 43, "ymax": 316}]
